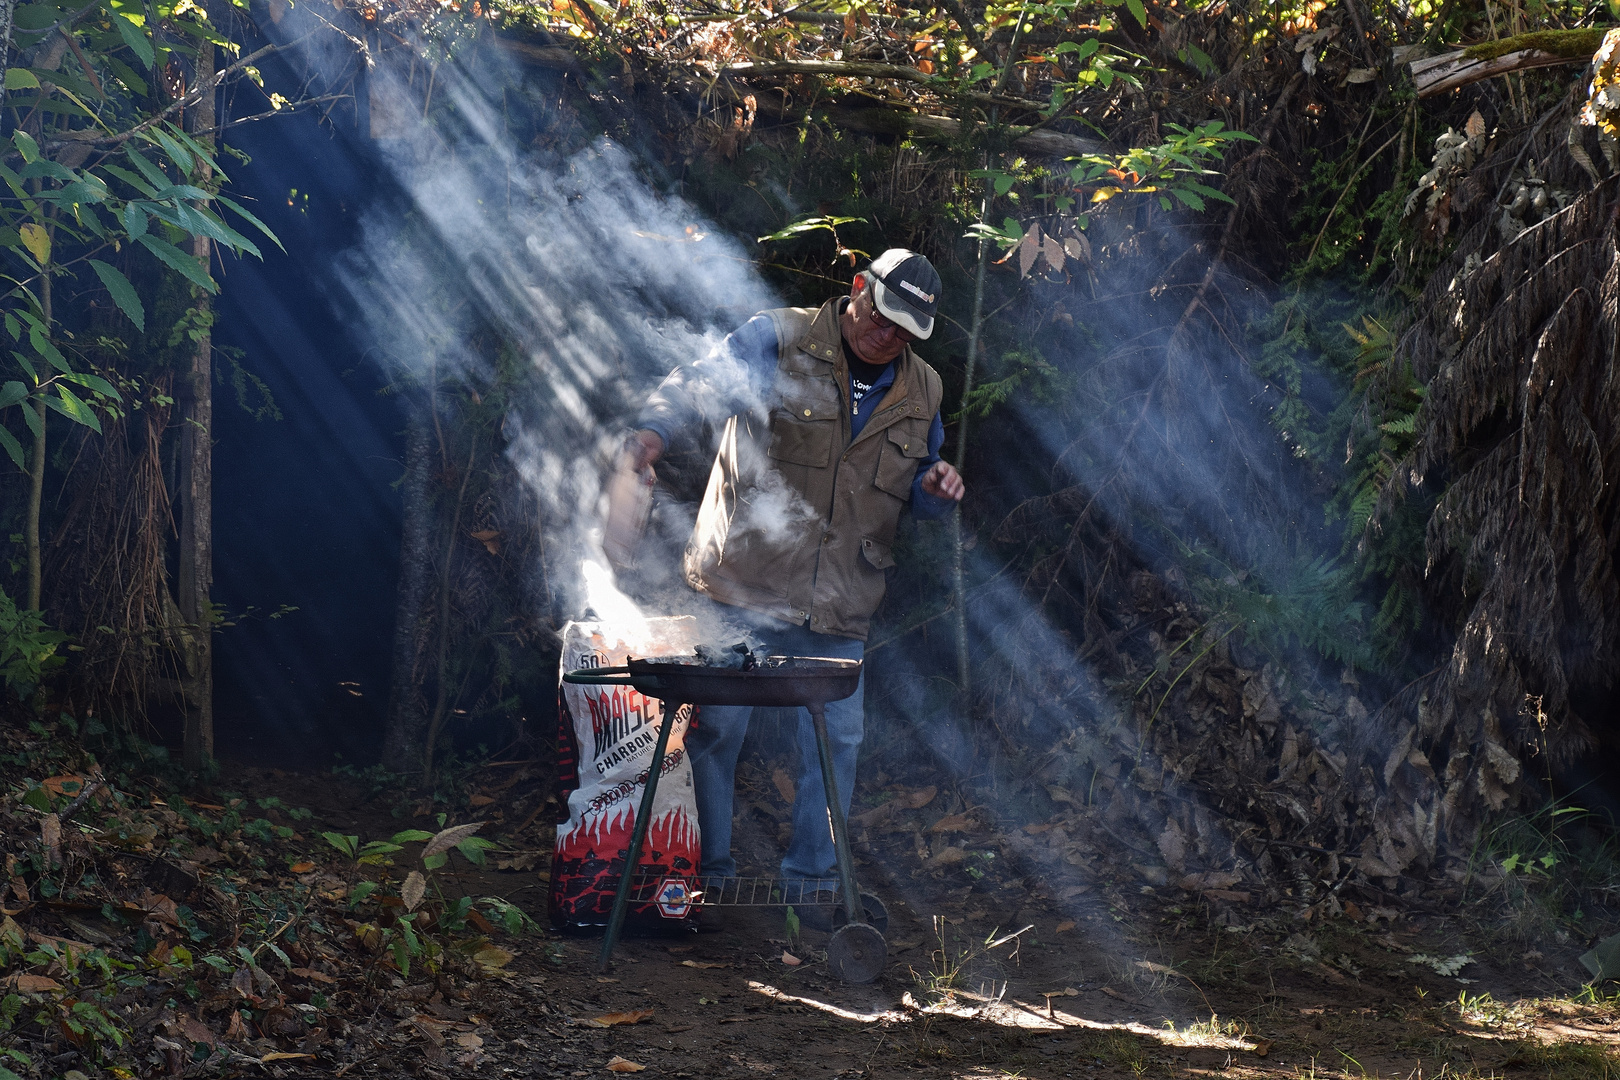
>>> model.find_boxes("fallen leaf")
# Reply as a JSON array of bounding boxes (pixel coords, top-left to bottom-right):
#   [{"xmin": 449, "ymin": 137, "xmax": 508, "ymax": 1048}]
[
  {"xmin": 468, "ymin": 529, "xmax": 502, "ymax": 555},
  {"xmin": 680, "ymin": 960, "xmax": 729, "ymax": 969},
  {"xmin": 12, "ymin": 974, "xmax": 61, "ymax": 992},
  {"xmin": 663, "ymin": 1024, "xmax": 694, "ymax": 1033},
  {"xmin": 468, "ymin": 793, "xmax": 496, "ymax": 807},
  {"xmin": 422, "ymin": 821, "xmax": 487, "ymax": 858},
  {"xmin": 1055, "ymin": 921, "xmax": 1075, "ymax": 933},
  {"xmin": 473, "ymin": 945, "xmax": 514, "ymax": 973},
  {"xmin": 1135, "ymin": 959, "xmax": 1176, "ymax": 976},
  {"xmin": 606, "ymin": 1056, "xmax": 646, "ymax": 1073},
  {"xmin": 260, "ymin": 1006, "xmax": 305, "ymax": 1039},
  {"xmin": 41, "ymin": 774, "xmax": 85, "ymax": 796},
  {"xmin": 178, "ymin": 1015, "xmax": 217, "ymax": 1046},
  {"xmin": 1250, "ymin": 1038, "xmax": 1274, "ymax": 1057},
  {"xmin": 596, "ymin": 976, "xmax": 620, "ymax": 983},
  {"xmin": 455, "ymin": 1032, "xmax": 484, "ymax": 1050},
  {"xmin": 928, "ymin": 813, "xmax": 976, "ymax": 834},
  {"xmin": 902, "ymin": 785, "xmax": 937, "ymax": 809},
  {"xmin": 289, "ymin": 861, "xmax": 316, "ymax": 874},
  {"xmin": 231, "ymin": 966, "xmax": 256, "ymax": 999},
  {"xmin": 1465, "ymin": 110, "xmax": 1486, "ymax": 140},
  {"xmin": 666, "ymin": 945, "xmax": 695, "ymax": 954},
  {"xmin": 260, "ymin": 1053, "xmax": 316, "ymax": 1063},
  {"xmin": 1023, "ymin": 823, "xmax": 1056, "ymax": 834},
  {"xmin": 925, "ymin": 846, "xmax": 966, "ymax": 869},
  {"xmin": 401, "ymin": 871, "xmax": 427, "ymax": 913},
  {"xmin": 1343, "ymin": 900, "xmax": 1365, "ymax": 921},
  {"xmin": 1057, "ymin": 885, "xmax": 1091, "ymax": 899},
  {"xmin": 720, "ymin": 1016, "xmax": 756, "ymax": 1023},
  {"xmin": 40, "ymin": 814, "xmax": 60, "ymax": 868},
  {"xmin": 225, "ymin": 1010, "xmax": 249, "ymax": 1041},
  {"xmin": 771, "ymin": 768, "xmax": 795, "ymax": 805},
  {"xmin": 584, "ymin": 1010, "xmax": 655, "ymax": 1028},
  {"xmin": 1203, "ymin": 889, "xmax": 1251, "ymax": 903},
  {"xmin": 781, "ymin": 951, "xmax": 801, "ymax": 966}
]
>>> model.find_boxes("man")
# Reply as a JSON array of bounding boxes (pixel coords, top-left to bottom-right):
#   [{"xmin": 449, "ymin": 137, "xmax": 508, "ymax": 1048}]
[{"xmin": 630, "ymin": 248, "xmax": 965, "ymax": 928}]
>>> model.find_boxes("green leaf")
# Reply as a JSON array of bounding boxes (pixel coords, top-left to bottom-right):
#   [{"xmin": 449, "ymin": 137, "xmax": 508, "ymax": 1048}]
[
  {"xmin": 1123, "ymin": 0, "xmax": 1147, "ymax": 25},
  {"xmin": 215, "ymin": 195, "xmax": 283, "ymax": 251},
  {"xmin": 18, "ymin": 395, "xmax": 41, "ymax": 441},
  {"xmin": 348, "ymin": 880, "xmax": 379, "ymax": 906},
  {"xmin": 0, "ymin": 382, "xmax": 27, "ymax": 410},
  {"xmin": 122, "ymin": 203, "xmax": 148, "ymax": 238},
  {"xmin": 16, "ymin": 223, "xmax": 49, "ymax": 266},
  {"xmin": 121, "ymin": 149, "xmax": 172, "ymax": 193},
  {"xmin": 390, "ymin": 829, "xmax": 435, "ymax": 844},
  {"xmin": 320, "ymin": 831, "xmax": 358, "ymax": 858},
  {"xmin": 109, "ymin": 9, "xmax": 155, "ymax": 69},
  {"xmin": 149, "ymin": 127, "xmax": 193, "ymax": 177},
  {"xmin": 27, "ymin": 327, "xmax": 69, "ymax": 374},
  {"xmin": 88, "ymin": 260, "xmax": 145, "ymax": 331},
  {"xmin": 136, "ymin": 234, "xmax": 216, "ymax": 293},
  {"xmin": 48, "ymin": 384, "xmax": 101, "ymax": 433},
  {"xmin": 100, "ymin": 163, "xmax": 159, "ymax": 198},
  {"xmin": 1169, "ymin": 187, "xmax": 1206, "ymax": 211},
  {"xmin": 11, "ymin": 350, "xmax": 39, "ymax": 386},
  {"xmin": 104, "ymin": 55, "xmax": 149, "ymax": 97},
  {"xmin": 11, "ymin": 3, "xmax": 65, "ymax": 31},
  {"xmin": 62, "ymin": 369, "xmax": 119, "ymax": 400},
  {"xmin": 0, "ymin": 426, "xmax": 23, "ymax": 472},
  {"xmin": 3, "ymin": 69, "xmax": 38, "ymax": 90}
]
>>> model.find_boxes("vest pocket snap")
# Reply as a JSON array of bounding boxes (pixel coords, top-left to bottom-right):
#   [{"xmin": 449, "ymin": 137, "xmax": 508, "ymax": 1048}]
[{"xmin": 860, "ymin": 536, "xmax": 895, "ymax": 570}]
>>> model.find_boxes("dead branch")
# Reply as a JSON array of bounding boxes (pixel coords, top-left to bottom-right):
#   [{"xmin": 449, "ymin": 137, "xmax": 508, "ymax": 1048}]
[{"xmin": 1408, "ymin": 29, "xmax": 1605, "ymax": 97}]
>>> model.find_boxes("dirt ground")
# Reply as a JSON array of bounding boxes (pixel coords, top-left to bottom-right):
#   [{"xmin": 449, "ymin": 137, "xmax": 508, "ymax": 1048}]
[{"xmin": 221, "ymin": 759, "xmax": 1620, "ymax": 1080}]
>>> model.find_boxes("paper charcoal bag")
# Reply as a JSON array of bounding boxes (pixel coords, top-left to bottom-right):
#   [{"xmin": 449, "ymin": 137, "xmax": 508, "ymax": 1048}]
[{"xmin": 549, "ymin": 617, "xmax": 700, "ymax": 931}]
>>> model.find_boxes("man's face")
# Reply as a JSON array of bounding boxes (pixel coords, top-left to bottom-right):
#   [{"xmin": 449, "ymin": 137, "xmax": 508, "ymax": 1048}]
[{"xmin": 843, "ymin": 277, "xmax": 915, "ymax": 365}]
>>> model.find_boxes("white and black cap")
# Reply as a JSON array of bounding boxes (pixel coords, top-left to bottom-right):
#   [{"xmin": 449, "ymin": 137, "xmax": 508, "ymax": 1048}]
[{"xmin": 867, "ymin": 248, "xmax": 940, "ymax": 340}]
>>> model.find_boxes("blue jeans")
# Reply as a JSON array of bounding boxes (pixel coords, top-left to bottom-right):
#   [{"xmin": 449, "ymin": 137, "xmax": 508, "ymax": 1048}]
[{"xmin": 685, "ymin": 620, "xmax": 865, "ymax": 881}]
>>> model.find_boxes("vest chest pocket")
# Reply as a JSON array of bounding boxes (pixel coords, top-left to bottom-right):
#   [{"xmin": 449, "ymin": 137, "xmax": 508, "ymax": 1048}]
[
  {"xmin": 873, "ymin": 424, "xmax": 928, "ymax": 499},
  {"xmin": 768, "ymin": 370, "xmax": 840, "ymax": 468},
  {"xmin": 768, "ymin": 410, "xmax": 835, "ymax": 467}
]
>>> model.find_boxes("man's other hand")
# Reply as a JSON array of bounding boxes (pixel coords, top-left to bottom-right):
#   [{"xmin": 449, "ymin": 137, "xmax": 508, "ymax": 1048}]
[
  {"xmin": 628, "ymin": 429, "xmax": 664, "ymax": 471},
  {"xmin": 920, "ymin": 461, "xmax": 964, "ymax": 501}
]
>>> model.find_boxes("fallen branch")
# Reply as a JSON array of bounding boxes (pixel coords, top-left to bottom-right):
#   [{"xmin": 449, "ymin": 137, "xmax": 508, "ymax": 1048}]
[
  {"xmin": 1408, "ymin": 28, "xmax": 1607, "ymax": 97},
  {"xmin": 822, "ymin": 104, "xmax": 1102, "ymax": 158}
]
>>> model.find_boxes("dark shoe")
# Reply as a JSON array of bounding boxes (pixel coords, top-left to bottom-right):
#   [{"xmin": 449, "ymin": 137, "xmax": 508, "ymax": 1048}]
[
  {"xmin": 787, "ymin": 891, "xmax": 839, "ymax": 932},
  {"xmin": 696, "ymin": 883, "xmax": 729, "ymax": 933}
]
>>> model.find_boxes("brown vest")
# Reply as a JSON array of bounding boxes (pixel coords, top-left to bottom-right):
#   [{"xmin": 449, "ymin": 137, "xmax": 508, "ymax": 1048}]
[{"xmin": 683, "ymin": 298, "xmax": 943, "ymax": 641}]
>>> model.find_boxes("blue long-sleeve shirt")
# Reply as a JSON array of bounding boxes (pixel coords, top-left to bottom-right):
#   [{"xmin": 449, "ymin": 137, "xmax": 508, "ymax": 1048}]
[{"xmin": 640, "ymin": 313, "xmax": 954, "ymax": 520}]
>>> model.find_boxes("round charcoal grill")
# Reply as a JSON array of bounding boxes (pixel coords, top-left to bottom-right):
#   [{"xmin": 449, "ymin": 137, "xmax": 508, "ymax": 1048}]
[{"xmin": 564, "ymin": 655, "xmax": 885, "ymax": 983}]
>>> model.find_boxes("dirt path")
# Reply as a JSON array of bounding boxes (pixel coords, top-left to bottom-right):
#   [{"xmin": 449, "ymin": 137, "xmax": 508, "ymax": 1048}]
[{"xmin": 224, "ymin": 763, "xmax": 1620, "ymax": 1080}]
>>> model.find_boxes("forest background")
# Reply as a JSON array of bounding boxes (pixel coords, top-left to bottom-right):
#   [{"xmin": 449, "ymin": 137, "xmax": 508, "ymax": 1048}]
[{"xmin": 1, "ymin": 0, "xmax": 1620, "ymax": 930}]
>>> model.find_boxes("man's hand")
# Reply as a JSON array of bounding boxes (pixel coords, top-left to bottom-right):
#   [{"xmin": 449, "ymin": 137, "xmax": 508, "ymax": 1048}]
[
  {"xmin": 628, "ymin": 429, "xmax": 664, "ymax": 471},
  {"xmin": 920, "ymin": 461, "xmax": 964, "ymax": 501}
]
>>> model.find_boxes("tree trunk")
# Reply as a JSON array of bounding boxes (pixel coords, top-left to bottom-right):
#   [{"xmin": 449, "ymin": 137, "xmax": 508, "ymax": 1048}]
[
  {"xmin": 0, "ymin": 0, "xmax": 18, "ymax": 97},
  {"xmin": 179, "ymin": 33, "xmax": 216, "ymax": 772},
  {"xmin": 26, "ymin": 261, "xmax": 51, "ymax": 611},
  {"xmin": 382, "ymin": 400, "xmax": 434, "ymax": 772}
]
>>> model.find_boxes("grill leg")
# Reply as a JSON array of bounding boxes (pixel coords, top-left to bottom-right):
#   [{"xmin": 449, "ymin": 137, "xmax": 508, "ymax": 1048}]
[
  {"xmin": 808, "ymin": 702, "xmax": 864, "ymax": 924},
  {"xmin": 597, "ymin": 697, "xmax": 682, "ymax": 974}
]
